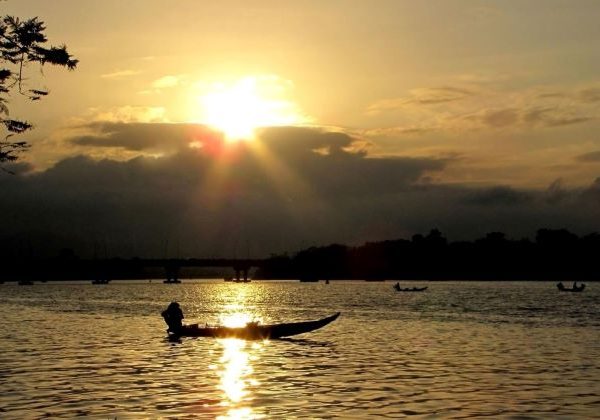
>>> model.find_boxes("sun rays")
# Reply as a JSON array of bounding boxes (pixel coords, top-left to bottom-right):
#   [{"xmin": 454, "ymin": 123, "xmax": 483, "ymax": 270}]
[{"xmin": 194, "ymin": 75, "xmax": 308, "ymax": 142}]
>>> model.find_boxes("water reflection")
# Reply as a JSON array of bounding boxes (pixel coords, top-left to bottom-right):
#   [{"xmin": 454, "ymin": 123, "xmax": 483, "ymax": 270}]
[
  {"xmin": 216, "ymin": 338, "xmax": 264, "ymax": 419},
  {"xmin": 214, "ymin": 285, "xmax": 265, "ymax": 419}
]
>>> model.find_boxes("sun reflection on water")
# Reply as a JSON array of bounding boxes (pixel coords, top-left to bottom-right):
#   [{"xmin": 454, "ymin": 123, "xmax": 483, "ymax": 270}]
[{"xmin": 216, "ymin": 338, "xmax": 265, "ymax": 419}]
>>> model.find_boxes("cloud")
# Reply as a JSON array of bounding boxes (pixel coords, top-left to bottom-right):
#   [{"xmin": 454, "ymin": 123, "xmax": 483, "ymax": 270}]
[
  {"xmin": 464, "ymin": 186, "xmax": 533, "ymax": 206},
  {"xmin": 579, "ymin": 88, "xmax": 600, "ymax": 103},
  {"xmin": 481, "ymin": 109, "xmax": 519, "ymax": 127},
  {"xmin": 100, "ymin": 70, "xmax": 141, "ymax": 79},
  {"xmin": 461, "ymin": 106, "xmax": 594, "ymax": 129},
  {"xmin": 576, "ymin": 151, "xmax": 600, "ymax": 162},
  {"xmin": 367, "ymin": 86, "xmax": 474, "ymax": 114},
  {"xmin": 151, "ymin": 75, "xmax": 183, "ymax": 89},
  {"xmin": 89, "ymin": 106, "xmax": 168, "ymax": 123},
  {"xmin": 366, "ymin": 82, "xmax": 600, "ymax": 134},
  {"xmin": 68, "ymin": 122, "xmax": 219, "ymax": 152},
  {"xmin": 2, "ymin": 123, "xmax": 600, "ymax": 258}
]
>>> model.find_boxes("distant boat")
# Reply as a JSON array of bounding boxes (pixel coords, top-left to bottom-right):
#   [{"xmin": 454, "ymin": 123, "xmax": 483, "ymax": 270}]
[
  {"xmin": 393, "ymin": 283, "xmax": 427, "ymax": 292},
  {"xmin": 164, "ymin": 279, "xmax": 182, "ymax": 284},
  {"xmin": 325, "ymin": 279, "xmax": 330, "ymax": 284},
  {"xmin": 92, "ymin": 279, "xmax": 110, "ymax": 285},
  {"xmin": 18, "ymin": 280, "xmax": 34, "ymax": 285},
  {"xmin": 557, "ymin": 282, "xmax": 585, "ymax": 292},
  {"xmin": 168, "ymin": 312, "xmax": 341, "ymax": 339}
]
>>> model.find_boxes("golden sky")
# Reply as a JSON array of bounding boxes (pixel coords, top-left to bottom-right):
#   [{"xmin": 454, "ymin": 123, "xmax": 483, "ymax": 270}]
[
  {"xmin": 1, "ymin": 1, "xmax": 600, "ymax": 256},
  {"xmin": 4, "ymin": 0, "xmax": 598, "ymax": 187}
]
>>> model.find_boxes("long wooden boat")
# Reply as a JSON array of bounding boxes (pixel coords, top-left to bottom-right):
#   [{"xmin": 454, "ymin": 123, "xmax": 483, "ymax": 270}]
[
  {"xmin": 169, "ymin": 312, "xmax": 340, "ymax": 339},
  {"xmin": 393, "ymin": 283, "xmax": 427, "ymax": 292}
]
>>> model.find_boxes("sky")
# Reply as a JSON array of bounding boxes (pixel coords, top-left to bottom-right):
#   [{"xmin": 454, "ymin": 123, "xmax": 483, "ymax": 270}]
[{"xmin": 2, "ymin": 0, "xmax": 600, "ymax": 258}]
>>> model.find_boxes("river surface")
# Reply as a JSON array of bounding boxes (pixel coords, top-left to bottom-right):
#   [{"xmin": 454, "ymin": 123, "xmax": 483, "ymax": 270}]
[{"xmin": 0, "ymin": 280, "xmax": 599, "ymax": 419}]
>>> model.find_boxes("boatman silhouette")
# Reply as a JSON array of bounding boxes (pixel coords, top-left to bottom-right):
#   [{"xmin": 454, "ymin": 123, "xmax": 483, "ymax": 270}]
[{"xmin": 162, "ymin": 301, "xmax": 184, "ymax": 333}]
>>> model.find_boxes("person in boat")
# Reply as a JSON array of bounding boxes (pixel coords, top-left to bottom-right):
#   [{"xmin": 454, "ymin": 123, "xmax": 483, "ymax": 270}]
[
  {"xmin": 162, "ymin": 302, "xmax": 184, "ymax": 333},
  {"xmin": 557, "ymin": 282, "xmax": 565, "ymax": 291}
]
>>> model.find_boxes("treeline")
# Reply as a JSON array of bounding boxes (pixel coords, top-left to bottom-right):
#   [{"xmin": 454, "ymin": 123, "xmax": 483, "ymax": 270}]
[{"xmin": 255, "ymin": 228, "xmax": 600, "ymax": 280}]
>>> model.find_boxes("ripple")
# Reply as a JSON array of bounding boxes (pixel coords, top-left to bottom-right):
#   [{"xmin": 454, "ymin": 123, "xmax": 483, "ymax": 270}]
[{"xmin": 0, "ymin": 281, "xmax": 599, "ymax": 418}]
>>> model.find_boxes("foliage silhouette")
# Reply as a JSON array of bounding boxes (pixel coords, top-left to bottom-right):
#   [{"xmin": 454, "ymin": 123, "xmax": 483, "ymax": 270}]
[
  {"xmin": 1, "ymin": 228, "xmax": 599, "ymax": 281},
  {"xmin": 0, "ymin": 15, "xmax": 77, "ymax": 168},
  {"xmin": 256, "ymin": 228, "xmax": 600, "ymax": 281}
]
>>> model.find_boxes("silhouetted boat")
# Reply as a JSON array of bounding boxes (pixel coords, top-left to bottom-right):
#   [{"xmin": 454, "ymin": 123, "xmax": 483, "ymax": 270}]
[
  {"xmin": 18, "ymin": 280, "xmax": 34, "ymax": 285},
  {"xmin": 557, "ymin": 282, "xmax": 585, "ymax": 292},
  {"xmin": 393, "ymin": 283, "xmax": 427, "ymax": 292},
  {"xmin": 91, "ymin": 279, "xmax": 110, "ymax": 284},
  {"xmin": 169, "ymin": 312, "xmax": 341, "ymax": 339},
  {"xmin": 164, "ymin": 279, "xmax": 182, "ymax": 284}
]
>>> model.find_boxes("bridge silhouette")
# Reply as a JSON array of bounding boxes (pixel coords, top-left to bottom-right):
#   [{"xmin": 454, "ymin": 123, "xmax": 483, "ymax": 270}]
[
  {"xmin": 140, "ymin": 258, "xmax": 264, "ymax": 282},
  {"xmin": 4, "ymin": 257, "xmax": 267, "ymax": 282}
]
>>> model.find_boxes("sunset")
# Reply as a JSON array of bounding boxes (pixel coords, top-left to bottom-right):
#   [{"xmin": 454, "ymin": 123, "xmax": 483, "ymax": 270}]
[{"xmin": 1, "ymin": 1, "xmax": 599, "ymax": 418}]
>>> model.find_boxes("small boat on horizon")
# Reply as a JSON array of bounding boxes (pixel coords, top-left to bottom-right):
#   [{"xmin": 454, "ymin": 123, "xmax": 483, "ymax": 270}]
[
  {"xmin": 92, "ymin": 279, "xmax": 111, "ymax": 284},
  {"xmin": 18, "ymin": 280, "xmax": 34, "ymax": 285},
  {"xmin": 168, "ymin": 312, "xmax": 341, "ymax": 340},
  {"xmin": 557, "ymin": 282, "xmax": 585, "ymax": 292},
  {"xmin": 393, "ymin": 282, "xmax": 427, "ymax": 292},
  {"xmin": 164, "ymin": 279, "xmax": 182, "ymax": 284}
]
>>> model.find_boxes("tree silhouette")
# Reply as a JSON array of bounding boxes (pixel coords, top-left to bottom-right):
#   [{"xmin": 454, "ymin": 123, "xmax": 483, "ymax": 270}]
[{"xmin": 0, "ymin": 15, "xmax": 77, "ymax": 168}]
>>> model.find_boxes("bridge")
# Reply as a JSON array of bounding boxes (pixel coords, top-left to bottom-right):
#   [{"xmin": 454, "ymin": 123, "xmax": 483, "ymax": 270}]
[
  {"xmin": 139, "ymin": 258, "xmax": 265, "ymax": 282},
  {"xmin": 4, "ymin": 257, "xmax": 267, "ymax": 282}
]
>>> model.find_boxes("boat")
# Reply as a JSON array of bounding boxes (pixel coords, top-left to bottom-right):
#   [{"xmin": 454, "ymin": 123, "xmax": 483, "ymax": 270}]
[
  {"xmin": 164, "ymin": 279, "xmax": 182, "ymax": 284},
  {"xmin": 224, "ymin": 277, "xmax": 251, "ymax": 283},
  {"xmin": 557, "ymin": 282, "xmax": 585, "ymax": 292},
  {"xmin": 169, "ymin": 312, "xmax": 341, "ymax": 339},
  {"xmin": 18, "ymin": 280, "xmax": 34, "ymax": 285},
  {"xmin": 393, "ymin": 283, "xmax": 427, "ymax": 292},
  {"xmin": 92, "ymin": 279, "xmax": 110, "ymax": 284}
]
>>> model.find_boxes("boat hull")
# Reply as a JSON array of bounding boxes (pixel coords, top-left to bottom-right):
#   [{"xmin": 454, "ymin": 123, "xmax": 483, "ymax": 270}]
[
  {"xmin": 557, "ymin": 283, "xmax": 585, "ymax": 292},
  {"xmin": 171, "ymin": 312, "xmax": 340, "ymax": 340},
  {"xmin": 394, "ymin": 285, "xmax": 428, "ymax": 292}
]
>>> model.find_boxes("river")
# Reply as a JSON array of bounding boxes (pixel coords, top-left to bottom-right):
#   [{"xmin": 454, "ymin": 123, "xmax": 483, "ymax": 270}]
[{"xmin": 0, "ymin": 280, "xmax": 598, "ymax": 418}]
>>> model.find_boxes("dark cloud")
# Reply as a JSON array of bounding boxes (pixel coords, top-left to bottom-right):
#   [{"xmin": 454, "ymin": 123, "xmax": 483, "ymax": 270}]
[
  {"xmin": 1, "ymin": 124, "xmax": 599, "ymax": 258},
  {"xmin": 576, "ymin": 150, "xmax": 600, "ymax": 162},
  {"xmin": 69, "ymin": 122, "xmax": 220, "ymax": 151},
  {"xmin": 1, "ymin": 161, "xmax": 34, "ymax": 175},
  {"xmin": 463, "ymin": 186, "xmax": 533, "ymax": 206}
]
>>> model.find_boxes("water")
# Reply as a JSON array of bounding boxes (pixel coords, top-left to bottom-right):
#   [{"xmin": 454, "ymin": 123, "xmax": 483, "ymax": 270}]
[{"xmin": 0, "ymin": 281, "xmax": 599, "ymax": 418}]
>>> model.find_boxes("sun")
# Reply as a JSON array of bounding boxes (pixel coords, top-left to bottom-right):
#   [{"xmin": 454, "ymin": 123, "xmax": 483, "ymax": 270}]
[{"xmin": 195, "ymin": 76, "xmax": 306, "ymax": 142}]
